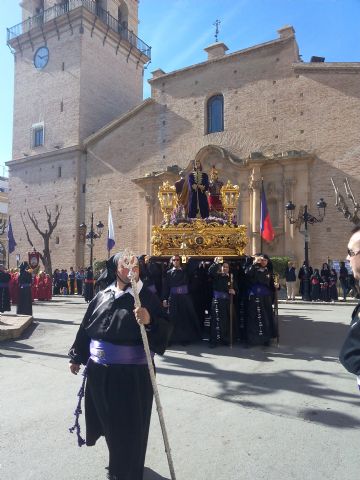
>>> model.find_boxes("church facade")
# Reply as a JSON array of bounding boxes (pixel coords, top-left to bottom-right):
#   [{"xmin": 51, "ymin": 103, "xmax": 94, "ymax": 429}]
[{"xmin": 7, "ymin": 0, "xmax": 360, "ymax": 270}]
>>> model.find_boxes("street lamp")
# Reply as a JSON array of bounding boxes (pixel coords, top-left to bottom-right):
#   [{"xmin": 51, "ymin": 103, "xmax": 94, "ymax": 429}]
[
  {"xmin": 80, "ymin": 213, "xmax": 104, "ymax": 268},
  {"xmin": 285, "ymin": 198, "xmax": 327, "ymax": 301}
]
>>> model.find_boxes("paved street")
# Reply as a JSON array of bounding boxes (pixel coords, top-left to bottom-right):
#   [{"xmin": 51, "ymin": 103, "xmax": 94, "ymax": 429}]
[{"xmin": 0, "ymin": 297, "xmax": 359, "ymax": 480}]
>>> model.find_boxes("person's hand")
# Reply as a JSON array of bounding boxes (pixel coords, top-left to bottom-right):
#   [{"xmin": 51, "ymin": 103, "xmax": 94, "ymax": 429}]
[
  {"xmin": 192, "ymin": 184, "xmax": 197, "ymax": 191},
  {"xmin": 69, "ymin": 363, "xmax": 81, "ymax": 375},
  {"xmin": 199, "ymin": 185, "xmax": 205, "ymax": 191},
  {"xmin": 229, "ymin": 288, "xmax": 236, "ymax": 295},
  {"xmin": 134, "ymin": 306, "xmax": 151, "ymax": 325}
]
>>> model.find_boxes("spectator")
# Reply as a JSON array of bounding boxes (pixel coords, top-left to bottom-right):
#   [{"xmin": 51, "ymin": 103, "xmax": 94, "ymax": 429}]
[
  {"xmin": 339, "ymin": 261, "xmax": 349, "ymax": 301},
  {"xmin": 284, "ymin": 261, "xmax": 296, "ymax": 300},
  {"xmin": 69, "ymin": 267, "xmax": 75, "ymax": 295}
]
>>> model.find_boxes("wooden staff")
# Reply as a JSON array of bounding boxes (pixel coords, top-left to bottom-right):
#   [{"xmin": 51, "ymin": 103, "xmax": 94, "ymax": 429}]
[
  {"xmin": 125, "ymin": 253, "xmax": 177, "ymax": 480},
  {"xmin": 229, "ymin": 273, "xmax": 234, "ymax": 348},
  {"xmin": 273, "ymin": 273, "xmax": 280, "ymax": 346}
]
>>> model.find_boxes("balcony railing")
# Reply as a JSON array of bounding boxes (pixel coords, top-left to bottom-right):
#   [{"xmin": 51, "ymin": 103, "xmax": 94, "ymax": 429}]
[{"xmin": 7, "ymin": 0, "xmax": 151, "ymax": 59}]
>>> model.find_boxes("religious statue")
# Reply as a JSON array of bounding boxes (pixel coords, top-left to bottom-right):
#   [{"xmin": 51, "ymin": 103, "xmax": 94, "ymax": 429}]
[
  {"xmin": 208, "ymin": 165, "xmax": 224, "ymax": 213},
  {"xmin": 188, "ymin": 159, "xmax": 209, "ymax": 218}
]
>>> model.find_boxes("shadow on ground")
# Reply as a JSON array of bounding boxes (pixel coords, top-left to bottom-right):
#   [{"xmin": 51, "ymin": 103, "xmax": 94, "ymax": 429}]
[
  {"xmin": 157, "ymin": 313, "xmax": 360, "ymax": 430},
  {"xmin": 144, "ymin": 467, "xmax": 170, "ymax": 480}
]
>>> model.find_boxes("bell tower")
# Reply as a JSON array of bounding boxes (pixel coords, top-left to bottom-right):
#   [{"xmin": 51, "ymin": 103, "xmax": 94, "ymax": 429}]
[
  {"xmin": 8, "ymin": 0, "xmax": 150, "ymax": 159},
  {"xmin": 7, "ymin": 0, "xmax": 150, "ymax": 270}
]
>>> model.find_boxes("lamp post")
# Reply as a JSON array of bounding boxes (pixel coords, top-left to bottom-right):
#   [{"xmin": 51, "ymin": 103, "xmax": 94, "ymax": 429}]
[
  {"xmin": 80, "ymin": 213, "xmax": 104, "ymax": 268},
  {"xmin": 285, "ymin": 198, "xmax": 327, "ymax": 301}
]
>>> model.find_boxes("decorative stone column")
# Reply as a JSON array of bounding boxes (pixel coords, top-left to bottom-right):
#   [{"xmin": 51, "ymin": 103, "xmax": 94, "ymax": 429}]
[{"xmin": 248, "ymin": 167, "xmax": 262, "ymax": 254}]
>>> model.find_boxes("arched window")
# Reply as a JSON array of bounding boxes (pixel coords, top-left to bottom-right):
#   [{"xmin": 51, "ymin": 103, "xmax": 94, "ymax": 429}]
[
  {"xmin": 118, "ymin": 2, "xmax": 129, "ymax": 31},
  {"xmin": 207, "ymin": 94, "xmax": 224, "ymax": 134}
]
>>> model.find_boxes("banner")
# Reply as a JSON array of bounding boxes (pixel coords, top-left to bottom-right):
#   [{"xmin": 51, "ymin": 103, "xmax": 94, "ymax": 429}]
[
  {"xmin": 260, "ymin": 182, "xmax": 275, "ymax": 243},
  {"xmin": 107, "ymin": 205, "xmax": 115, "ymax": 252}
]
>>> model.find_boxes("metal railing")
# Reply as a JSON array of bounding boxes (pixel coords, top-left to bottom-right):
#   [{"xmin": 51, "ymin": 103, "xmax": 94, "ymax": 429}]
[{"xmin": 7, "ymin": 0, "xmax": 151, "ymax": 58}]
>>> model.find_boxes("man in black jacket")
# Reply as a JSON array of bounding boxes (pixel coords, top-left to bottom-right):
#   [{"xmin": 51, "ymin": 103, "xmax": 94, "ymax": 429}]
[{"xmin": 339, "ymin": 226, "xmax": 360, "ymax": 382}]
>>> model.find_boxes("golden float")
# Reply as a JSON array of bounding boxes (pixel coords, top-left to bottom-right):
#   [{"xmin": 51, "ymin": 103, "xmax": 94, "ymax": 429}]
[{"xmin": 151, "ymin": 180, "xmax": 248, "ymax": 257}]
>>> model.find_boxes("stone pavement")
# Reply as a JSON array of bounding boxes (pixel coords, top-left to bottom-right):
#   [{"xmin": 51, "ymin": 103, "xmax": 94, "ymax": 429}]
[
  {"xmin": 0, "ymin": 298, "xmax": 359, "ymax": 480},
  {"xmin": 0, "ymin": 294, "xmax": 357, "ymax": 342}
]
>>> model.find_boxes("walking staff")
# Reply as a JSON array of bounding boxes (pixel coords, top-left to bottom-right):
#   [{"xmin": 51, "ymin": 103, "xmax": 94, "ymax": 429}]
[
  {"xmin": 229, "ymin": 273, "xmax": 234, "ymax": 348},
  {"xmin": 125, "ymin": 251, "xmax": 177, "ymax": 480}
]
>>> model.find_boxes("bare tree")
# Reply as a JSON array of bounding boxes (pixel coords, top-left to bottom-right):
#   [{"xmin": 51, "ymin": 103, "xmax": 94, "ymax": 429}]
[{"xmin": 20, "ymin": 206, "xmax": 62, "ymax": 274}]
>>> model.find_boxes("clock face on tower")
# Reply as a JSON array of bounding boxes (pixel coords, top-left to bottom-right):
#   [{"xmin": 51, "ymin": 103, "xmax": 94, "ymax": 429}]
[{"xmin": 34, "ymin": 46, "xmax": 49, "ymax": 69}]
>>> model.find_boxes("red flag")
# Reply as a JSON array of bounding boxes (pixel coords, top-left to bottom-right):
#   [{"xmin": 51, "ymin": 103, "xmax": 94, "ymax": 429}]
[{"xmin": 260, "ymin": 184, "xmax": 275, "ymax": 242}]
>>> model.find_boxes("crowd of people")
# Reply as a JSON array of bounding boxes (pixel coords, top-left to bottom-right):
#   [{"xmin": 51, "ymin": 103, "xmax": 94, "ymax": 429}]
[
  {"xmin": 135, "ymin": 253, "xmax": 279, "ymax": 349},
  {"xmin": 0, "ymin": 263, "xmax": 52, "ymax": 316},
  {"xmin": 52, "ymin": 266, "xmax": 95, "ymax": 302},
  {"xmin": 285, "ymin": 260, "xmax": 356, "ymax": 302}
]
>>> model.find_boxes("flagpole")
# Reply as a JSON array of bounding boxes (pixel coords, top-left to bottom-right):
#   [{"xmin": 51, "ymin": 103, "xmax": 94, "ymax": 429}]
[{"xmin": 260, "ymin": 179, "xmax": 264, "ymax": 253}]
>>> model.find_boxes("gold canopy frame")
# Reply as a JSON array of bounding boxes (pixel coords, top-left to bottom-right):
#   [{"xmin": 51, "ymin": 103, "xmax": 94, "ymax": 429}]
[{"xmin": 152, "ymin": 180, "xmax": 248, "ymax": 257}]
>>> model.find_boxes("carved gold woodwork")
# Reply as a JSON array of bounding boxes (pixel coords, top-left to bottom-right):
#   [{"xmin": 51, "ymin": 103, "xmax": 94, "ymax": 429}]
[
  {"xmin": 220, "ymin": 180, "xmax": 240, "ymax": 223},
  {"xmin": 157, "ymin": 181, "xmax": 177, "ymax": 224},
  {"xmin": 151, "ymin": 219, "xmax": 247, "ymax": 257}
]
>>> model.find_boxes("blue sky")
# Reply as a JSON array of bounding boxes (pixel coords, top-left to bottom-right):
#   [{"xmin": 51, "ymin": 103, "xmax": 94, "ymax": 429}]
[{"xmin": 1, "ymin": 0, "xmax": 359, "ymax": 172}]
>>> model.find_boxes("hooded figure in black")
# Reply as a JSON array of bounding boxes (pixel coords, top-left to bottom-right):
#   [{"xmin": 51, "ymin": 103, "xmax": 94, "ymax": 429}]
[
  {"xmin": 0, "ymin": 265, "xmax": 11, "ymax": 312},
  {"xmin": 16, "ymin": 262, "xmax": 32, "ymax": 316},
  {"xmin": 245, "ymin": 254, "xmax": 276, "ymax": 346},
  {"xmin": 162, "ymin": 255, "xmax": 201, "ymax": 344},
  {"xmin": 68, "ymin": 252, "xmax": 172, "ymax": 480},
  {"xmin": 84, "ymin": 266, "xmax": 94, "ymax": 303},
  {"xmin": 208, "ymin": 258, "xmax": 238, "ymax": 347}
]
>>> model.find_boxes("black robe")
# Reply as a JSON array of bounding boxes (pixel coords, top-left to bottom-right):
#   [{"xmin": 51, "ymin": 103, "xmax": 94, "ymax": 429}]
[
  {"xmin": 340, "ymin": 302, "xmax": 360, "ymax": 375},
  {"xmin": 84, "ymin": 270, "xmax": 94, "ymax": 303},
  {"xmin": 329, "ymin": 273, "xmax": 338, "ymax": 301},
  {"xmin": 245, "ymin": 264, "xmax": 276, "ymax": 346},
  {"xmin": 16, "ymin": 271, "xmax": 33, "ymax": 316},
  {"xmin": 0, "ymin": 271, "xmax": 11, "ymax": 312},
  {"xmin": 162, "ymin": 267, "xmax": 201, "ymax": 343},
  {"xmin": 310, "ymin": 274, "xmax": 321, "ymax": 301},
  {"xmin": 208, "ymin": 263, "xmax": 238, "ymax": 345},
  {"xmin": 69, "ymin": 285, "xmax": 171, "ymax": 480}
]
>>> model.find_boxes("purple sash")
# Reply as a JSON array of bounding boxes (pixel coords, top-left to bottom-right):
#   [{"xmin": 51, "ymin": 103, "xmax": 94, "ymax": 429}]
[
  {"xmin": 170, "ymin": 285, "xmax": 188, "ymax": 295},
  {"xmin": 147, "ymin": 284, "xmax": 157, "ymax": 294},
  {"xmin": 249, "ymin": 284, "xmax": 271, "ymax": 297},
  {"xmin": 90, "ymin": 339, "xmax": 153, "ymax": 365},
  {"xmin": 213, "ymin": 290, "xmax": 229, "ymax": 300}
]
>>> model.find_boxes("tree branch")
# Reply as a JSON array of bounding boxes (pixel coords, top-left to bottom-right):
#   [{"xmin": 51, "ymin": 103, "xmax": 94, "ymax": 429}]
[
  {"xmin": 27, "ymin": 209, "xmax": 46, "ymax": 239},
  {"xmin": 20, "ymin": 212, "xmax": 35, "ymax": 248},
  {"xmin": 45, "ymin": 205, "xmax": 62, "ymax": 236},
  {"xmin": 20, "ymin": 212, "xmax": 45, "ymax": 264}
]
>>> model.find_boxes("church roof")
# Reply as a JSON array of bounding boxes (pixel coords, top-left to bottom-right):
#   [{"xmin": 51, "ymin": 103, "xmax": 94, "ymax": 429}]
[
  {"xmin": 83, "ymin": 98, "xmax": 155, "ymax": 146},
  {"xmin": 148, "ymin": 33, "xmax": 296, "ymax": 84}
]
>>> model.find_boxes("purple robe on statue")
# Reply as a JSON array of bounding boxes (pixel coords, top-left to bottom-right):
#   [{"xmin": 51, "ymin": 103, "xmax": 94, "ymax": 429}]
[{"xmin": 188, "ymin": 170, "xmax": 209, "ymax": 218}]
